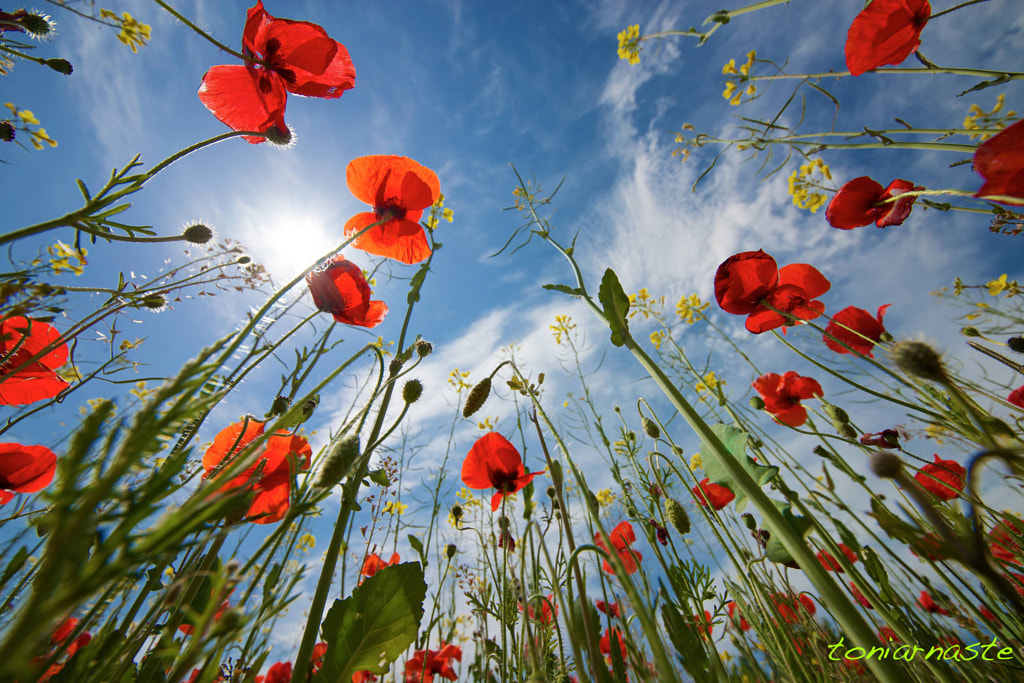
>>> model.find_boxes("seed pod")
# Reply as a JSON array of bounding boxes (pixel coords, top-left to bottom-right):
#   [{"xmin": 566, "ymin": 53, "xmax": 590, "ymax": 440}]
[
  {"xmin": 664, "ymin": 497, "xmax": 690, "ymax": 535},
  {"xmin": 313, "ymin": 433, "xmax": 360, "ymax": 489},
  {"xmin": 463, "ymin": 377, "xmax": 491, "ymax": 418},
  {"xmin": 44, "ymin": 58, "xmax": 73, "ymax": 75},
  {"xmin": 642, "ymin": 417, "xmax": 660, "ymax": 440},
  {"xmin": 1009, "ymin": 335, "xmax": 1024, "ymax": 354},
  {"xmin": 415, "ymin": 340, "xmax": 434, "ymax": 358},
  {"xmin": 891, "ymin": 341, "xmax": 948, "ymax": 382},
  {"xmin": 749, "ymin": 396, "xmax": 766, "ymax": 410},
  {"xmin": 402, "ymin": 379, "xmax": 423, "ymax": 403},
  {"xmin": 445, "ymin": 544, "xmax": 457, "ymax": 559},
  {"xmin": 837, "ymin": 424, "xmax": 857, "ymax": 440},
  {"xmin": 266, "ymin": 395, "xmax": 291, "ymax": 418}
]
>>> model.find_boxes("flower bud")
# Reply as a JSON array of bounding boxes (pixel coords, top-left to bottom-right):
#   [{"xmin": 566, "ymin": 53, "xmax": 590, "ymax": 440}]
[
  {"xmin": 300, "ymin": 395, "xmax": 319, "ymax": 422},
  {"xmin": 546, "ymin": 486, "xmax": 557, "ymax": 499},
  {"xmin": 402, "ymin": 379, "xmax": 423, "ymax": 404},
  {"xmin": 837, "ymin": 424, "xmax": 857, "ymax": 440},
  {"xmin": 445, "ymin": 544, "xmax": 457, "ymax": 559},
  {"xmin": 141, "ymin": 293, "xmax": 166, "ymax": 310},
  {"xmin": 642, "ymin": 417, "xmax": 660, "ymax": 440},
  {"xmin": 664, "ymin": 497, "xmax": 690, "ymax": 535},
  {"xmin": 266, "ymin": 395, "xmax": 291, "ymax": 418},
  {"xmin": 0, "ymin": 121, "xmax": 14, "ymax": 142},
  {"xmin": 823, "ymin": 404, "xmax": 849, "ymax": 425},
  {"xmin": 414, "ymin": 340, "xmax": 434, "ymax": 358},
  {"xmin": 891, "ymin": 341, "xmax": 948, "ymax": 382},
  {"xmin": 450, "ymin": 504, "xmax": 463, "ymax": 523},
  {"xmin": 813, "ymin": 445, "xmax": 829, "ymax": 458},
  {"xmin": 870, "ymin": 451, "xmax": 903, "ymax": 479},
  {"xmin": 182, "ymin": 222, "xmax": 214, "ymax": 244},
  {"xmin": 961, "ymin": 326, "xmax": 980, "ymax": 338},
  {"xmin": 44, "ymin": 58, "xmax": 72, "ymax": 75},
  {"xmin": 1009, "ymin": 335, "xmax": 1024, "ymax": 354},
  {"xmin": 741, "ymin": 513, "xmax": 757, "ymax": 530},
  {"xmin": 389, "ymin": 358, "xmax": 404, "ymax": 375},
  {"xmin": 749, "ymin": 396, "xmax": 765, "ymax": 410},
  {"xmin": 463, "ymin": 376, "xmax": 491, "ymax": 418},
  {"xmin": 313, "ymin": 433, "xmax": 360, "ymax": 489}
]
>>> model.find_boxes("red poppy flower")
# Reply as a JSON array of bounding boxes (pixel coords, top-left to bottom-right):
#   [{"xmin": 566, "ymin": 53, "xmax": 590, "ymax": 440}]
[
  {"xmin": 461, "ymin": 432, "xmax": 543, "ymax": 511},
  {"xmin": 596, "ymin": 600, "xmax": 621, "ymax": 618},
  {"xmin": 878, "ymin": 626, "xmax": 900, "ymax": 643},
  {"xmin": 307, "ymin": 255, "xmax": 387, "ymax": 328},
  {"xmin": 202, "ymin": 418, "xmax": 312, "ymax": 524},
  {"xmin": 752, "ymin": 371, "xmax": 823, "ymax": 427},
  {"xmin": 980, "ymin": 606, "xmax": 997, "ymax": 621},
  {"xmin": 361, "ymin": 552, "xmax": 400, "ymax": 578},
  {"xmin": 198, "ymin": 1, "xmax": 355, "ymax": 143},
  {"xmin": 989, "ymin": 516, "xmax": 1024, "ymax": 564},
  {"xmin": 913, "ymin": 454, "xmax": 965, "ymax": 501},
  {"xmin": 849, "ymin": 581, "xmax": 873, "ymax": 609},
  {"xmin": 260, "ymin": 662, "xmax": 292, "ymax": 683},
  {"xmin": 600, "ymin": 627, "xmax": 627, "ymax": 660},
  {"xmin": 312, "ymin": 642, "xmax": 328, "ymax": 673},
  {"xmin": 917, "ymin": 590, "xmax": 948, "ymax": 615},
  {"xmin": 178, "ymin": 599, "xmax": 230, "ymax": 635},
  {"xmin": 0, "ymin": 442, "xmax": 57, "ymax": 506},
  {"xmin": 1010, "ymin": 386, "xmax": 1024, "ymax": 409},
  {"xmin": 975, "ymin": 118, "xmax": 1024, "ymax": 203},
  {"xmin": 0, "ymin": 316, "xmax": 69, "ymax": 405},
  {"xmin": 403, "ymin": 643, "xmax": 462, "ymax": 683},
  {"xmin": 344, "ymin": 155, "xmax": 441, "ymax": 264},
  {"xmin": 825, "ymin": 177, "xmax": 922, "ymax": 229},
  {"xmin": 845, "ymin": 0, "xmax": 931, "ymax": 76},
  {"xmin": 692, "ymin": 610, "xmax": 713, "ymax": 637},
  {"xmin": 714, "ymin": 250, "xmax": 830, "ymax": 334},
  {"xmin": 595, "ymin": 521, "xmax": 643, "ymax": 575},
  {"xmin": 726, "ymin": 601, "xmax": 751, "ymax": 631},
  {"xmin": 692, "ymin": 477, "xmax": 735, "ymax": 510},
  {"xmin": 860, "ymin": 429, "xmax": 901, "ymax": 449},
  {"xmin": 352, "ymin": 672, "xmax": 378, "ymax": 683},
  {"xmin": 816, "ymin": 544, "xmax": 858, "ymax": 572},
  {"xmin": 773, "ymin": 594, "xmax": 816, "ymax": 624},
  {"xmin": 823, "ymin": 304, "xmax": 891, "ymax": 358},
  {"xmin": 519, "ymin": 593, "xmax": 558, "ymax": 625}
]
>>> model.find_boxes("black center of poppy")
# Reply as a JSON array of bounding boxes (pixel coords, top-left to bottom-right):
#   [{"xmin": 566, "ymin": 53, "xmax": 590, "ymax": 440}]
[{"xmin": 375, "ymin": 202, "xmax": 407, "ymax": 221}]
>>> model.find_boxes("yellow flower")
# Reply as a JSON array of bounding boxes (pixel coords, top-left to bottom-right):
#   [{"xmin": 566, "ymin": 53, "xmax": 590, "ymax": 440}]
[
  {"xmin": 129, "ymin": 381, "xmax": 152, "ymax": 400},
  {"xmin": 382, "ymin": 500, "xmax": 408, "ymax": 515},
  {"xmin": 442, "ymin": 207, "xmax": 454, "ymax": 222},
  {"xmin": 722, "ymin": 59, "xmax": 738, "ymax": 75},
  {"xmin": 448, "ymin": 368, "xmax": 472, "ymax": 391},
  {"xmin": 650, "ymin": 330, "xmax": 666, "ymax": 350},
  {"xmin": 105, "ymin": 10, "xmax": 152, "ymax": 53},
  {"xmin": 787, "ymin": 158, "xmax": 833, "ymax": 213},
  {"xmin": 595, "ymin": 489, "xmax": 616, "ymax": 507},
  {"xmin": 477, "ymin": 416, "xmax": 497, "ymax": 431},
  {"xmin": 690, "ymin": 453, "xmax": 703, "ymax": 471},
  {"xmin": 722, "ymin": 82, "xmax": 737, "ymax": 100},
  {"xmin": 297, "ymin": 533, "xmax": 317, "ymax": 552},
  {"xmin": 550, "ymin": 314, "xmax": 576, "ymax": 345},
  {"xmin": 617, "ymin": 24, "xmax": 641, "ymax": 65},
  {"xmin": 962, "ymin": 94, "xmax": 1016, "ymax": 140},
  {"xmin": 48, "ymin": 241, "xmax": 88, "ymax": 275},
  {"xmin": 17, "ymin": 109, "xmax": 39, "ymax": 126},
  {"xmin": 988, "ymin": 273, "xmax": 1009, "ymax": 295}
]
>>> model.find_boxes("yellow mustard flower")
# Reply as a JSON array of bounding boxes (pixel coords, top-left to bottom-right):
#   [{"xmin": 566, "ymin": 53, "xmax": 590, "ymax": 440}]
[
  {"xmin": 297, "ymin": 533, "xmax": 317, "ymax": 552},
  {"xmin": 617, "ymin": 25, "xmax": 641, "ymax": 65}
]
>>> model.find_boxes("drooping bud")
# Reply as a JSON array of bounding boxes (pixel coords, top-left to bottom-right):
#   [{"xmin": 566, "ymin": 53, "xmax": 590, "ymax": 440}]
[
  {"xmin": 837, "ymin": 424, "xmax": 857, "ymax": 440},
  {"xmin": 813, "ymin": 445, "xmax": 829, "ymax": 458},
  {"xmin": 664, "ymin": 497, "xmax": 690, "ymax": 535},
  {"xmin": 1009, "ymin": 336, "xmax": 1024, "ymax": 354},
  {"xmin": 300, "ymin": 395, "xmax": 320, "ymax": 423},
  {"xmin": 402, "ymin": 379, "xmax": 423, "ymax": 404},
  {"xmin": 870, "ymin": 451, "xmax": 903, "ymax": 479},
  {"xmin": 891, "ymin": 341, "xmax": 948, "ymax": 382},
  {"xmin": 450, "ymin": 504, "xmax": 463, "ymax": 523},
  {"xmin": 749, "ymin": 396, "xmax": 765, "ymax": 410},
  {"xmin": 313, "ymin": 433, "xmax": 360, "ymax": 489},
  {"xmin": 546, "ymin": 486, "xmax": 557, "ymax": 499},
  {"xmin": 642, "ymin": 417, "xmax": 660, "ymax": 439},
  {"xmin": 44, "ymin": 58, "xmax": 72, "ymax": 75},
  {"xmin": 463, "ymin": 376, "xmax": 491, "ymax": 418},
  {"xmin": 741, "ymin": 513, "xmax": 757, "ymax": 530},
  {"xmin": 182, "ymin": 222, "xmax": 214, "ymax": 244}
]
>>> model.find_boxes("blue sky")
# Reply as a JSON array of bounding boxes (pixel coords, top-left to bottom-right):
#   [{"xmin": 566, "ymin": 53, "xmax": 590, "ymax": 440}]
[{"xmin": 4, "ymin": 0, "xmax": 1024, "ymax": 669}]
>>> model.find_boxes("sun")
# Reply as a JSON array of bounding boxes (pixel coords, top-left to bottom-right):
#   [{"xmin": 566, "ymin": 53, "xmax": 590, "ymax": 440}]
[{"xmin": 245, "ymin": 206, "xmax": 342, "ymax": 281}]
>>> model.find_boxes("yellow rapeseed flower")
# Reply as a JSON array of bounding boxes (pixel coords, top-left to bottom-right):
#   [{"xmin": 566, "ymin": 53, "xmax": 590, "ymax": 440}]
[
  {"xmin": 297, "ymin": 533, "xmax": 317, "ymax": 552},
  {"xmin": 690, "ymin": 453, "xmax": 702, "ymax": 471},
  {"xmin": 617, "ymin": 25, "xmax": 641, "ymax": 65},
  {"xmin": 676, "ymin": 293, "xmax": 709, "ymax": 324},
  {"xmin": 722, "ymin": 59, "xmax": 738, "ymax": 75},
  {"xmin": 382, "ymin": 500, "xmax": 408, "ymax": 515},
  {"xmin": 595, "ymin": 489, "xmax": 616, "ymax": 507}
]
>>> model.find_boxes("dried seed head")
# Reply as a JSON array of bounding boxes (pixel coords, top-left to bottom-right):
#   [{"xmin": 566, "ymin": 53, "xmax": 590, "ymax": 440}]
[
  {"xmin": 664, "ymin": 497, "xmax": 690, "ymax": 535},
  {"xmin": 891, "ymin": 341, "xmax": 948, "ymax": 382},
  {"xmin": 463, "ymin": 376, "xmax": 491, "ymax": 418},
  {"xmin": 870, "ymin": 451, "xmax": 903, "ymax": 479},
  {"xmin": 642, "ymin": 417, "xmax": 660, "ymax": 440},
  {"xmin": 402, "ymin": 379, "xmax": 423, "ymax": 404},
  {"xmin": 182, "ymin": 222, "xmax": 214, "ymax": 244}
]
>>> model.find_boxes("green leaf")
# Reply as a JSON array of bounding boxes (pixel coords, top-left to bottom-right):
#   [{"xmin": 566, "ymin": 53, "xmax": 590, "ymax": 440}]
[
  {"xmin": 763, "ymin": 499, "xmax": 813, "ymax": 565},
  {"xmin": 315, "ymin": 562, "xmax": 426, "ymax": 681},
  {"xmin": 698, "ymin": 424, "xmax": 778, "ymax": 511},
  {"xmin": 0, "ymin": 546, "xmax": 28, "ymax": 595},
  {"xmin": 407, "ymin": 263, "xmax": 428, "ymax": 305},
  {"xmin": 542, "ymin": 283, "xmax": 584, "ymax": 297},
  {"xmin": 861, "ymin": 546, "xmax": 898, "ymax": 604},
  {"xmin": 408, "ymin": 534, "xmax": 424, "ymax": 559},
  {"xmin": 598, "ymin": 269, "xmax": 630, "ymax": 347},
  {"xmin": 867, "ymin": 498, "xmax": 953, "ymax": 560},
  {"xmin": 368, "ymin": 469, "xmax": 390, "ymax": 487}
]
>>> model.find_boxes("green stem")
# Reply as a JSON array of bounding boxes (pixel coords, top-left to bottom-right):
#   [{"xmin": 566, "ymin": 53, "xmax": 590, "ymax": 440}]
[
  {"xmin": 748, "ymin": 66, "xmax": 1023, "ymax": 80},
  {"xmin": 929, "ymin": 0, "xmax": 991, "ymax": 21},
  {"xmin": 150, "ymin": 0, "xmax": 251, "ymax": 63}
]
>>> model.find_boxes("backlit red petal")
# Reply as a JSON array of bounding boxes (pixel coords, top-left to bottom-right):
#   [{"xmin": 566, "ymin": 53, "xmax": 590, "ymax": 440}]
[
  {"xmin": 203, "ymin": 419, "xmax": 266, "ymax": 472},
  {"xmin": 346, "ymin": 155, "xmax": 441, "ymax": 213},
  {"xmin": 248, "ymin": 480, "xmax": 290, "ymax": 524},
  {"xmin": 777, "ymin": 263, "xmax": 831, "ymax": 300},
  {"xmin": 0, "ymin": 443, "xmax": 57, "ymax": 493},
  {"xmin": 975, "ymin": 119, "xmax": 1024, "ymax": 203},
  {"xmin": 343, "ymin": 213, "xmax": 433, "ymax": 265},
  {"xmin": 824, "ymin": 305, "xmax": 889, "ymax": 357},
  {"xmin": 714, "ymin": 250, "xmax": 778, "ymax": 315},
  {"xmin": 876, "ymin": 179, "xmax": 920, "ymax": 227},
  {"xmin": 610, "ymin": 520, "xmax": 637, "ymax": 550},
  {"xmin": 845, "ymin": 0, "xmax": 931, "ymax": 77},
  {"xmin": 825, "ymin": 176, "xmax": 886, "ymax": 229},
  {"xmin": 198, "ymin": 64, "xmax": 287, "ymax": 144}
]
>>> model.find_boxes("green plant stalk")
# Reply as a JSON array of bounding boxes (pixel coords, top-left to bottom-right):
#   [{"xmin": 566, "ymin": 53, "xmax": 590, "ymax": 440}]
[
  {"xmin": 151, "ymin": 0, "xmax": 250, "ymax": 63},
  {"xmin": 747, "ymin": 65, "xmax": 1023, "ymax": 81},
  {"xmin": 289, "ymin": 251, "xmax": 436, "ymax": 683},
  {"xmin": 538, "ymin": 234, "xmax": 907, "ymax": 683}
]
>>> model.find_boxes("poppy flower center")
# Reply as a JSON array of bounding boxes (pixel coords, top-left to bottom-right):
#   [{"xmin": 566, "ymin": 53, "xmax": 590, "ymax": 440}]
[{"xmin": 374, "ymin": 202, "xmax": 407, "ymax": 222}]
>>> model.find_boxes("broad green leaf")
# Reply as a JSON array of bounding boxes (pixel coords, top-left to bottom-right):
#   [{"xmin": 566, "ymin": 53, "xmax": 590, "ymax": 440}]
[
  {"xmin": 699, "ymin": 423, "xmax": 778, "ymax": 512},
  {"xmin": 315, "ymin": 562, "xmax": 426, "ymax": 681},
  {"xmin": 598, "ymin": 269, "xmax": 630, "ymax": 347},
  {"xmin": 764, "ymin": 499, "xmax": 813, "ymax": 565}
]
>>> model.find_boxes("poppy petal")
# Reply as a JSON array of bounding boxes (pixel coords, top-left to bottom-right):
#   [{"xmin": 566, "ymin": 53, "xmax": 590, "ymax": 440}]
[
  {"xmin": 306, "ymin": 255, "xmax": 387, "ymax": 328},
  {"xmin": 845, "ymin": 0, "xmax": 931, "ymax": 77},
  {"xmin": 714, "ymin": 250, "xmax": 778, "ymax": 315},
  {"xmin": 0, "ymin": 442, "xmax": 57, "ymax": 494},
  {"xmin": 975, "ymin": 119, "xmax": 1024, "ymax": 203},
  {"xmin": 825, "ymin": 176, "xmax": 886, "ymax": 229},
  {"xmin": 248, "ymin": 481, "xmax": 290, "ymax": 524},
  {"xmin": 203, "ymin": 419, "xmax": 266, "ymax": 472},
  {"xmin": 777, "ymin": 264, "xmax": 831, "ymax": 300},
  {"xmin": 198, "ymin": 64, "xmax": 287, "ymax": 144},
  {"xmin": 744, "ymin": 308, "xmax": 787, "ymax": 334},
  {"xmin": 346, "ymin": 156, "xmax": 441, "ymax": 212},
  {"xmin": 343, "ymin": 213, "xmax": 432, "ymax": 265}
]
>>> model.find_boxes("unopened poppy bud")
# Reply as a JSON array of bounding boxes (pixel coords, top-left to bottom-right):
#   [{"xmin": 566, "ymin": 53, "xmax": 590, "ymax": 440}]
[
  {"xmin": 546, "ymin": 486, "xmax": 556, "ymax": 499},
  {"xmin": 498, "ymin": 515, "xmax": 510, "ymax": 530},
  {"xmin": 263, "ymin": 123, "xmax": 292, "ymax": 146},
  {"xmin": 1009, "ymin": 336, "xmax": 1024, "ymax": 354},
  {"xmin": 18, "ymin": 13, "xmax": 54, "ymax": 37},
  {"xmin": 742, "ymin": 513, "xmax": 757, "ymax": 530},
  {"xmin": 463, "ymin": 376, "xmax": 491, "ymax": 418},
  {"xmin": 837, "ymin": 424, "xmax": 857, "ymax": 440},
  {"xmin": 642, "ymin": 418, "xmax": 660, "ymax": 439},
  {"xmin": 749, "ymin": 396, "xmax": 765, "ymax": 410},
  {"xmin": 870, "ymin": 451, "xmax": 903, "ymax": 478},
  {"xmin": 0, "ymin": 121, "xmax": 14, "ymax": 142},
  {"xmin": 450, "ymin": 504, "xmax": 463, "ymax": 522},
  {"xmin": 238, "ymin": 256, "xmax": 251, "ymax": 264},
  {"xmin": 585, "ymin": 489, "xmax": 599, "ymax": 515},
  {"xmin": 823, "ymin": 404, "xmax": 849, "ymax": 425},
  {"xmin": 225, "ymin": 559, "xmax": 240, "ymax": 575},
  {"xmin": 300, "ymin": 395, "xmax": 319, "ymax": 422},
  {"xmin": 664, "ymin": 497, "xmax": 690, "ymax": 535},
  {"xmin": 414, "ymin": 340, "xmax": 433, "ymax": 358},
  {"xmin": 402, "ymin": 379, "xmax": 423, "ymax": 404},
  {"xmin": 141, "ymin": 294, "xmax": 166, "ymax": 310},
  {"xmin": 961, "ymin": 326, "xmax": 981, "ymax": 337},
  {"xmin": 445, "ymin": 544, "xmax": 457, "ymax": 559},
  {"xmin": 672, "ymin": 445, "xmax": 683, "ymax": 456},
  {"xmin": 314, "ymin": 433, "xmax": 360, "ymax": 489},
  {"xmin": 44, "ymin": 58, "xmax": 72, "ymax": 75},
  {"xmin": 891, "ymin": 341, "xmax": 948, "ymax": 382},
  {"xmin": 813, "ymin": 445, "xmax": 829, "ymax": 458},
  {"xmin": 266, "ymin": 395, "xmax": 291, "ymax": 417},
  {"xmin": 182, "ymin": 222, "xmax": 214, "ymax": 244}
]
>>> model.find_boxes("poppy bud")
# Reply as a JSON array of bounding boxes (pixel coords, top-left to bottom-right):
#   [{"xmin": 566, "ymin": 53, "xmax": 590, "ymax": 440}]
[
  {"xmin": 266, "ymin": 395, "xmax": 291, "ymax": 417},
  {"xmin": 498, "ymin": 515, "xmax": 510, "ymax": 530},
  {"xmin": 450, "ymin": 504, "xmax": 463, "ymax": 523},
  {"xmin": 389, "ymin": 358, "xmax": 404, "ymax": 375},
  {"xmin": 300, "ymin": 395, "xmax": 320, "ymax": 422},
  {"xmin": 813, "ymin": 445, "xmax": 829, "ymax": 458},
  {"xmin": 891, "ymin": 341, "xmax": 948, "ymax": 382},
  {"xmin": 44, "ymin": 58, "xmax": 73, "ymax": 75},
  {"xmin": 0, "ymin": 121, "xmax": 14, "ymax": 142},
  {"xmin": 414, "ymin": 340, "xmax": 434, "ymax": 358},
  {"xmin": 313, "ymin": 433, "xmax": 360, "ymax": 489},
  {"xmin": 546, "ymin": 486, "xmax": 557, "ymax": 499},
  {"xmin": 1009, "ymin": 336, "xmax": 1024, "ymax": 354},
  {"xmin": 742, "ymin": 513, "xmax": 757, "ymax": 530},
  {"xmin": 463, "ymin": 376, "xmax": 491, "ymax": 418},
  {"xmin": 445, "ymin": 544, "xmax": 457, "ymax": 559},
  {"xmin": 749, "ymin": 396, "xmax": 765, "ymax": 410},
  {"xmin": 823, "ymin": 404, "xmax": 849, "ymax": 425},
  {"xmin": 870, "ymin": 451, "xmax": 903, "ymax": 479},
  {"xmin": 402, "ymin": 379, "xmax": 423, "ymax": 404},
  {"xmin": 238, "ymin": 256, "xmax": 251, "ymax": 264},
  {"xmin": 141, "ymin": 294, "xmax": 166, "ymax": 310},
  {"xmin": 672, "ymin": 445, "xmax": 683, "ymax": 456},
  {"xmin": 182, "ymin": 222, "xmax": 214, "ymax": 244},
  {"xmin": 642, "ymin": 418, "xmax": 660, "ymax": 439},
  {"xmin": 225, "ymin": 559, "xmax": 240, "ymax": 575},
  {"xmin": 837, "ymin": 424, "xmax": 857, "ymax": 440},
  {"xmin": 961, "ymin": 326, "xmax": 980, "ymax": 337},
  {"xmin": 665, "ymin": 497, "xmax": 690, "ymax": 535}
]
